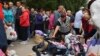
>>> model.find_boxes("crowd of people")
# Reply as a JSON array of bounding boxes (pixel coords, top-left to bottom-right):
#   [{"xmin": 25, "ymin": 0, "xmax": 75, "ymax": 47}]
[{"xmin": 0, "ymin": 0, "xmax": 97, "ymax": 56}]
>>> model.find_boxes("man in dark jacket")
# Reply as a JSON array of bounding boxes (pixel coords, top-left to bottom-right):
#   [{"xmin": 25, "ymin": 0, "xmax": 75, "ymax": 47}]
[
  {"xmin": 15, "ymin": 1, "xmax": 22, "ymax": 39},
  {"xmin": 30, "ymin": 8, "xmax": 36, "ymax": 36}
]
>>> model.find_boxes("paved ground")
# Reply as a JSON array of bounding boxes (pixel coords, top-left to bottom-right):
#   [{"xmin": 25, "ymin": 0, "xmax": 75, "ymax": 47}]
[
  {"xmin": 8, "ymin": 39, "xmax": 52, "ymax": 56},
  {"xmin": 8, "ymin": 38, "xmax": 100, "ymax": 56},
  {"xmin": 8, "ymin": 39, "xmax": 36, "ymax": 56}
]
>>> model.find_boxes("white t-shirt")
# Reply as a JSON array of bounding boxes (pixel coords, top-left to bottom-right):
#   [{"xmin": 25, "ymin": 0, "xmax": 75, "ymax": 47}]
[
  {"xmin": 90, "ymin": 0, "xmax": 100, "ymax": 29},
  {"xmin": 74, "ymin": 10, "xmax": 83, "ymax": 28},
  {"xmin": 43, "ymin": 14, "xmax": 48, "ymax": 21}
]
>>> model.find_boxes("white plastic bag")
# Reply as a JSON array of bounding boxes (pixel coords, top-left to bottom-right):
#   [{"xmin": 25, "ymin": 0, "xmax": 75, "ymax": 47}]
[{"xmin": 6, "ymin": 26, "xmax": 17, "ymax": 40}]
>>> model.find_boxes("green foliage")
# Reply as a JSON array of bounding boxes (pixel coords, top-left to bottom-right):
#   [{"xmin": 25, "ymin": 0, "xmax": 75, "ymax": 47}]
[
  {"xmin": 7, "ymin": 0, "xmax": 87, "ymax": 13},
  {"xmin": 26, "ymin": 0, "xmax": 58, "ymax": 10},
  {"xmin": 61, "ymin": 0, "xmax": 87, "ymax": 13},
  {"xmin": 27, "ymin": 0, "xmax": 87, "ymax": 13}
]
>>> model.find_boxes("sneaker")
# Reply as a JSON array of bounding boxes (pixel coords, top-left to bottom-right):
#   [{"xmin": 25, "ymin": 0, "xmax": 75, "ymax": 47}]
[{"xmin": 20, "ymin": 41, "xmax": 28, "ymax": 45}]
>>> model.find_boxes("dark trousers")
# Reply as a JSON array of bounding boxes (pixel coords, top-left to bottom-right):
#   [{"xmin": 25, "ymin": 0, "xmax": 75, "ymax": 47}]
[
  {"xmin": 43, "ymin": 21, "xmax": 49, "ymax": 33},
  {"xmin": 7, "ymin": 40, "xmax": 12, "ymax": 45},
  {"xmin": 20, "ymin": 27, "xmax": 29, "ymax": 41},
  {"xmin": 15, "ymin": 19, "xmax": 21, "ymax": 39},
  {"xmin": 74, "ymin": 28, "xmax": 82, "ymax": 35},
  {"xmin": 0, "ymin": 20, "xmax": 8, "ymax": 53},
  {"xmin": 35, "ymin": 23, "xmax": 44, "ymax": 32},
  {"xmin": 30, "ymin": 23, "xmax": 35, "ymax": 37},
  {"xmin": 84, "ymin": 29, "xmax": 97, "ymax": 43}
]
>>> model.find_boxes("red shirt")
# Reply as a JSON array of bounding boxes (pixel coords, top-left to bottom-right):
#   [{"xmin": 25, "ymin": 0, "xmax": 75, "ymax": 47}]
[
  {"xmin": 82, "ymin": 18, "xmax": 94, "ymax": 32},
  {"xmin": 0, "ymin": 3, "xmax": 4, "ymax": 20},
  {"xmin": 20, "ymin": 10, "xmax": 30, "ymax": 27}
]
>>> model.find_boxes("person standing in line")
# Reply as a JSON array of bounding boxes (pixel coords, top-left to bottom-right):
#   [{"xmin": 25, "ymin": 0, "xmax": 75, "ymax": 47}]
[
  {"xmin": 3, "ymin": 2, "xmax": 15, "ymax": 46},
  {"xmin": 74, "ymin": 7, "xmax": 84, "ymax": 35},
  {"xmin": 3, "ymin": 2, "xmax": 14, "ymax": 28},
  {"xmin": 35, "ymin": 9, "xmax": 44, "ymax": 32},
  {"xmin": 9, "ymin": 2, "xmax": 17, "ymax": 29},
  {"xmin": 67, "ymin": 10, "xmax": 75, "ymax": 27},
  {"xmin": 54, "ymin": 5, "xmax": 64, "ymax": 26},
  {"xmin": 15, "ymin": 1, "xmax": 22, "ymax": 40},
  {"xmin": 19, "ymin": 6, "xmax": 30, "ymax": 44},
  {"xmin": 42, "ymin": 10, "xmax": 49, "ymax": 33},
  {"xmin": 30, "ymin": 8, "xmax": 36, "ymax": 36},
  {"xmin": 9, "ymin": 2, "xmax": 17, "ymax": 17},
  {"xmin": 48, "ymin": 10, "xmax": 54, "ymax": 35}
]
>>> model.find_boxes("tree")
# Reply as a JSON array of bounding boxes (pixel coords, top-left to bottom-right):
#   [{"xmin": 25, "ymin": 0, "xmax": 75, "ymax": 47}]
[
  {"xmin": 26, "ymin": 0, "xmax": 58, "ymax": 10},
  {"xmin": 61, "ymin": 0, "xmax": 87, "ymax": 13},
  {"xmin": 7, "ymin": 0, "xmax": 87, "ymax": 13},
  {"xmin": 27, "ymin": 0, "xmax": 87, "ymax": 13}
]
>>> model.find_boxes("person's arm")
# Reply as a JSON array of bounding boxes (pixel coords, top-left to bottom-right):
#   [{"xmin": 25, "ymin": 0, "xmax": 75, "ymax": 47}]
[
  {"xmin": 20, "ymin": 12, "xmax": 28, "ymax": 25},
  {"xmin": 52, "ymin": 26, "xmax": 60, "ymax": 38},
  {"xmin": 81, "ymin": 22, "xmax": 84, "ymax": 36}
]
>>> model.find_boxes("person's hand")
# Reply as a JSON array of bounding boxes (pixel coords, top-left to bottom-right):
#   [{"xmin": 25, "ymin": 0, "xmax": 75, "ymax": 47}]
[
  {"xmin": 77, "ymin": 35, "xmax": 83, "ymax": 38},
  {"xmin": 79, "ymin": 28, "xmax": 82, "ymax": 33},
  {"xmin": 7, "ymin": 23, "xmax": 12, "ymax": 26},
  {"xmin": 71, "ymin": 23, "xmax": 74, "ymax": 27},
  {"xmin": 4, "ymin": 24, "xmax": 8, "ymax": 29},
  {"xmin": 10, "ymin": 32, "xmax": 15, "ymax": 35},
  {"xmin": 52, "ymin": 35, "xmax": 55, "ymax": 38}
]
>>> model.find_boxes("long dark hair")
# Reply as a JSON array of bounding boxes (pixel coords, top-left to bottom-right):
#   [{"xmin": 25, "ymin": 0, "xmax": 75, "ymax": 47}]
[
  {"xmin": 3, "ymin": 2, "xmax": 10, "ymax": 9},
  {"xmin": 88, "ymin": 0, "xmax": 95, "ymax": 9}
]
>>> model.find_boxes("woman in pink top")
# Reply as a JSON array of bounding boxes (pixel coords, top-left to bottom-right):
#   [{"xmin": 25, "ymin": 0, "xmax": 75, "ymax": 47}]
[{"xmin": 48, "ymin": 10, "xmax": 54, "ymax": 30}]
